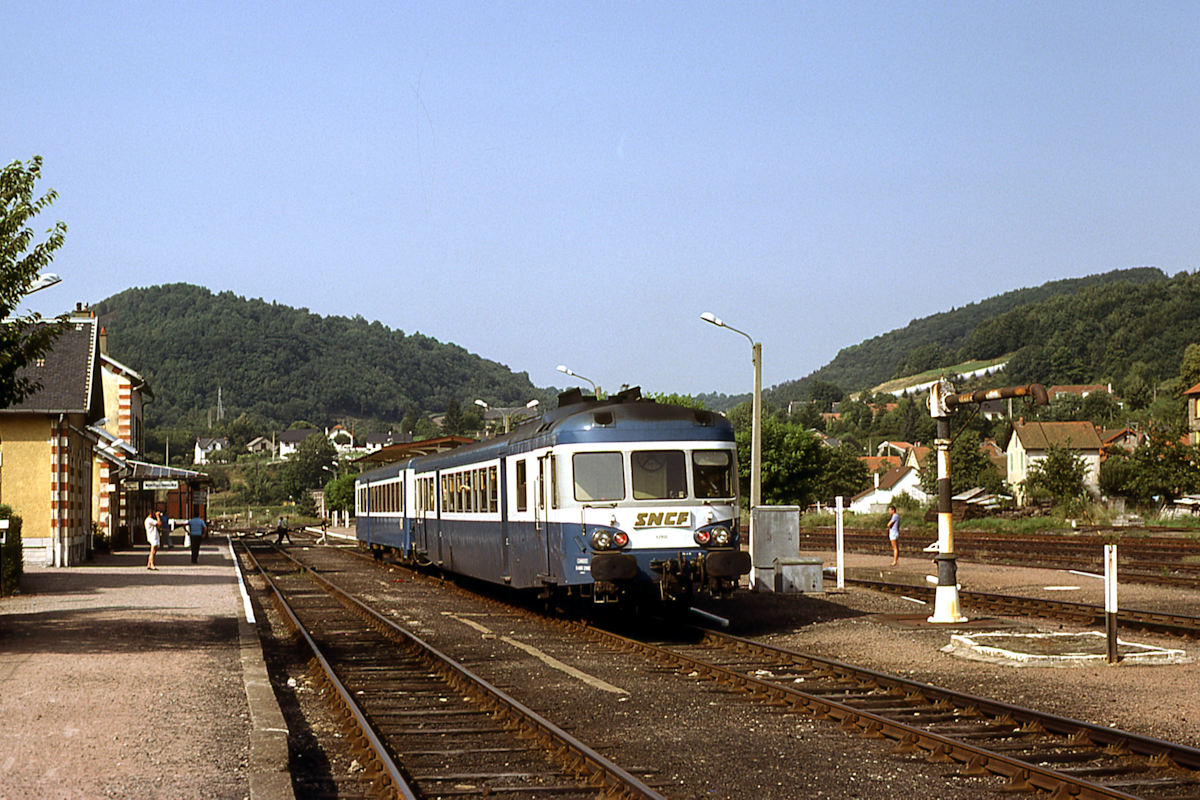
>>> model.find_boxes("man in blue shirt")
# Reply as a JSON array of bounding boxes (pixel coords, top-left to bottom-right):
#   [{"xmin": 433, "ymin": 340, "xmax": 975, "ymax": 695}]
[{"xmin": 187, "ymin": 515, "xmax": 208, "ymax": 564}]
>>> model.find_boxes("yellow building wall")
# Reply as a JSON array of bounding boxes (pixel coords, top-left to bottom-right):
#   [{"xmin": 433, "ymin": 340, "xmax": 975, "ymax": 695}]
[
  {"xmin": 1, "ymin": 414, "xmax": 94, "ymax": 566},
  {"xmin": 1, "ymin": 416, "xmax": 53, "ymax": 564}
]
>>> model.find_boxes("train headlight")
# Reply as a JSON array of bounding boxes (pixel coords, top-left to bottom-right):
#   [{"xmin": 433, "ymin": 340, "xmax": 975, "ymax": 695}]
[
  {"xmin": 711, "ymin": 526, "xmax": 731, "ymax": 546},
  {"xmin": 694, "ymin": 529, "xmax": 711, "ymax": 545},
  {"xmin": 592, "ymin": 528, "xmax": 629, "ymax": 550}
]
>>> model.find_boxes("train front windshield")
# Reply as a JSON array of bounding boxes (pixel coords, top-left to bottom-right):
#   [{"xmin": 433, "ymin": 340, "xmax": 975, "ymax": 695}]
[{"xmin": 573, "ymin": 449, "xmax": 734, "ymax": 502}]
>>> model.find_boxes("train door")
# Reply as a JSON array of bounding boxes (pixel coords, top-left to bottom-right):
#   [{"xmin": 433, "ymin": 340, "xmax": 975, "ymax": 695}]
[
  {"xmin": 499, "ymin": 458, "xmax": 510, "ymax": 579},
  {"xmin": 434, "ymin": 469, "xmax": 444, "ymax": 565},
  {"xmin": 537, "ymin": 453, "xmax": 555, "ymax": 581},
  {"xmin": 413, "ymin": 474, "xmax": 428, "ymax": 559}
]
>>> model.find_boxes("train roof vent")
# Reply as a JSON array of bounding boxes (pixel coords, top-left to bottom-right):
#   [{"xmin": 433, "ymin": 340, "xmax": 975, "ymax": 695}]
[
  {"xmin": 613, "ymin": 386, "xmax": 642, "ymax": 403},
  {"xmin": 693, "ymin": 410, "xmax": 715, "ymax": 426},
  {"xmin": 592, "ymin": 411, "xmax": 614, "ymax": 427},
  {"xmin": 557, "ymin": 387, "xmax": 587, "ymax": 407}
]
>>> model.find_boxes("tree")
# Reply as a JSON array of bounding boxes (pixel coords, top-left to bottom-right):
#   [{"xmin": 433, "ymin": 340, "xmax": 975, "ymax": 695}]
[
  {"xmin": 323, "ymin": 472, "xmax": 357, "ymax": 513},
  {"xmin": 280, "ymin": 434, "xmax": 338, "ymax": 501},
  {"xmin": 807, "ymin": 381, "xmax": 843, "ymax": 413},
  {"xmin": 1024, "ymin": 443, "xmax": 1089, "ymax": 506},
  {"xmin": 919, "ymin": 430, "xmax": 1004, "ymax": 496},
  {"xmin": 0, "ymin": 156, "xmax": 67, "ymax": 407},
  {"xmin": 816, "ymin": 445, "xmax": 870, "ymax": 504},
  {"xmin": 1181, "ymin": 343, "xmax": 1200, "ymax": 391},
  {"xmin": 647, "ymin": 392, "xmax": 708, "ymax": 410},
  {"xmin": 442, "ymin": 399, "xmax": 464, "ymax": 435},
  {"xmin": 736, "ymin": 418, "xmax": 826, "ymax": 506},
  {"xmin": 1107, "ymin": 425, "xmax": 1200, "ymax": 506}
]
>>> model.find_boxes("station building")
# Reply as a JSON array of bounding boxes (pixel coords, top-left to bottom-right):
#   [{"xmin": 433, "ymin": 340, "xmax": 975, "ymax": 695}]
[
  {"xmin": 2, "ymin": 306, "xmax": 209, "ymax": 566},
  {"xmin": 0, "ymin": 311, "xmax": 104, "ymax": 566}
]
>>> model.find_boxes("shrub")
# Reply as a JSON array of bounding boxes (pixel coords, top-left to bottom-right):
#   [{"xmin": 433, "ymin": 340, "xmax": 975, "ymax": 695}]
[{"xmin": 0, "ymin": 505, "xmax": 22, "ymax": 596}]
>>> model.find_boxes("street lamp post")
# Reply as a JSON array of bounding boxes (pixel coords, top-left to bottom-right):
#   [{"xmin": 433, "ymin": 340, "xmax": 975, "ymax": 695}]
[
  {"xmin": 700, "ymin": 312, "xmax": 761, "ymax": 556},
  {"xmin": 556, "ymin": 364, "xmax": 600, "ymax": 398}
]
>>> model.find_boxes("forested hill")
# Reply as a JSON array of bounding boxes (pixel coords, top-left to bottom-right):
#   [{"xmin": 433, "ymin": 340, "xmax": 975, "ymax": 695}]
[
  {"xmin": 93, "ymin": 284, "xmax": 554, "ymax": 430},
  {"xmin": 700, "ymin": 266, "xmax": 1181, "ymax": 410}
]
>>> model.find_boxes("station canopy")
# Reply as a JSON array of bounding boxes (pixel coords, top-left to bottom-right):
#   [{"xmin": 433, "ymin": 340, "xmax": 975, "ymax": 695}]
[
  {"xmin": 354, "ymin": 435, "xmax": 474, "ymax": 466},
  {"xmin": 120, "ymin": 459, "xmax": 212, "ymax": 484}
]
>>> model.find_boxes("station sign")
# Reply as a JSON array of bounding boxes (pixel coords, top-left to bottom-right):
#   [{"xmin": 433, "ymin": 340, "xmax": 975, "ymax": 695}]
[{"xmin": 144, "ymin": 480, "xmax": 179, "ymax": 490}]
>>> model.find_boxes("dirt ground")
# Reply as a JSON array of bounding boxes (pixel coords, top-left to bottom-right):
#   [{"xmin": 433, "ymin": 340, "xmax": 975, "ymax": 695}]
[{"xmin": 0, "ymin": 546, "xmax": 251, "ymax": 800}]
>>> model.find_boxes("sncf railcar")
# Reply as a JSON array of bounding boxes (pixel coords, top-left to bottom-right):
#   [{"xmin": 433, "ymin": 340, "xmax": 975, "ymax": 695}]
[{"xmin": 354, "ymin": 388, "xmax": 750, "ymax": 602}]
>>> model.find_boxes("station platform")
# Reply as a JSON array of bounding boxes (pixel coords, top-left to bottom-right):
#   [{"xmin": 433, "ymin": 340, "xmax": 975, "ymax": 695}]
[{"xmin": 0, "ymin": 539, "xmax": 292, "ymax": 800}]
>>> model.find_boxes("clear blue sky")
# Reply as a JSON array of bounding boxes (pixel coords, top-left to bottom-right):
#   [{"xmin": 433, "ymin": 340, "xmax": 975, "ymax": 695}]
[{"xmin": 6, "ymin": 2, "xmax": 1199, "ymax": 396}]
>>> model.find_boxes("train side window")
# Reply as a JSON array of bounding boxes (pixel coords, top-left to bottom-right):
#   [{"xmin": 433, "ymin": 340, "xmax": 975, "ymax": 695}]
[
  {"xmin": 573, "ymin": 452, "xmax": 625, "ymax": 501},
  {"xmin": 549, "ymin": 455, "xmax": 559, "ymax": 509},
  {"xmin": 632, "ymin": 450, "xmax": 688, "ymax": 499},
  {"xmin": 488, "ymin": 466, "xmax": 498, "ymax": 512},
  {"xmin": 516, "ymin": 460, "xmax": 528, "ymax": 512}
]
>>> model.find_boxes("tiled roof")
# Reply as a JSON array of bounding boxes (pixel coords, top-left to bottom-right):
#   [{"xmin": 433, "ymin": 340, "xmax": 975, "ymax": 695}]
[
  {"xmin": 279, "ymin": 428, "xmax": 321, "ymax": 444},
  {"xmin": 2, "ymin": 319, "xmax": 99, "ymax": 414},
  {"xmin": 1012, "ymin": 420, "xmax": 1102, "ymax": 451},
  {"xmin": 860, "ymin": 456, "xmax": 901, "ymax": 473}
]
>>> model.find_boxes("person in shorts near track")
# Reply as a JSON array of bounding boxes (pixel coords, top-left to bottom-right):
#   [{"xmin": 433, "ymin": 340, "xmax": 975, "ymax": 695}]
[
  {"xmin": 145, "ymin": 510, "xmax": 160, "ymax": 570},
  {"xmin": 886, "ymin": 504, "xmax": 900, "ymax": 566}
]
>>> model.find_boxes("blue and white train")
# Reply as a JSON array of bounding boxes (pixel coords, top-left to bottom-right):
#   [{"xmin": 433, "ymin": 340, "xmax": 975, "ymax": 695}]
[{"xmin": 354, "ymin": 387, "xmax": 750, "ymax": 602}]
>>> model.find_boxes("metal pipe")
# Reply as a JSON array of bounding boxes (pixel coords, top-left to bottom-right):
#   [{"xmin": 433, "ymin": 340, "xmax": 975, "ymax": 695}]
[{"xmin": 942, "ymin": 383, "xmax": 1048, "ymax": 411}]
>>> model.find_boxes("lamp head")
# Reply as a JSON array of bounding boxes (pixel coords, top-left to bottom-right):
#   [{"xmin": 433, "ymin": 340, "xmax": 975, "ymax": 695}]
[
  {"xmin": 700, "ymin": 311, "xmax": 723, "ymax": 327},
  {"xmin": 556, "ymin": 364, "xmax": 573, "ymax": 377},
  {"xmin": 474, "ymin": 399, "xmax": 488, "ymax": 409},
  {"xmin": 526, "ymin": 399, "xmax": 540, "ymax": 408}
]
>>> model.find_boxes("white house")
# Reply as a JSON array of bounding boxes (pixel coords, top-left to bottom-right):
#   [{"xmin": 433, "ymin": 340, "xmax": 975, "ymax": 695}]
[
  {"xmin": 277, "ymin": 428, "xmax": 321, "ymax": 459},
  {"xmin": 1006, "ymin": 420, "xmax": 1102, "ymax": 504},
  {"xmin": 193, "ymin": 437, "xmax": 229, "ymax": 465},
  {"xmin": 849, "ymin": 466, "xmax": 929, "ymax": 514},
  {"xmin": 327, "ymin": 425, "xmax": 356, "ymax": 454}
]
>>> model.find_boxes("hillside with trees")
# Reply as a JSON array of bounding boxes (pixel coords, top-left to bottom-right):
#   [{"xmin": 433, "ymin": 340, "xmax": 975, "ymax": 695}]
[
  {"xmin": 699, "ymin": 267, "xmax": 1174, "ymax": 411},
  {"xmin": 93, "ymin": 284, "xmax": 556, "ymax": 445}
]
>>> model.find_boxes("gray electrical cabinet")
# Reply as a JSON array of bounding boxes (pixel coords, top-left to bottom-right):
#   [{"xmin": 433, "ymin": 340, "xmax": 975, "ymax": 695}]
[{"xmin": 749, "ymin": 506, "xmax": 822, "ymax": 592}]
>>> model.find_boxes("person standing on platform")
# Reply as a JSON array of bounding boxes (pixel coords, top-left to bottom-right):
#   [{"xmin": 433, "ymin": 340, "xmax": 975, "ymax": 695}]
[
  {"xmin": 187, "ymin": 515, "xmax": 208, "ymax": 564},
  {"xmin": 317, "ymin": 516, "xmax": 329, "ymax": 545},
  {"xmin": 145, "ymin": 510, "xmax": 160, "ymax": 570},
  {"xmin": 886, "ymin": 504, "xmax": 900, "ymax": 566},
  {"xmin": 156, "ymin": 509, "xmax": 171, "ymax": 549}
]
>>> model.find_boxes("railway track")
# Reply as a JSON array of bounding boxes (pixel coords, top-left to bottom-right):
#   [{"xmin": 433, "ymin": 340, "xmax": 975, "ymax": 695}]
[
  {"xmin": 581, "ymin": 624, "xmax": 1200, "ymax": 799},
  {"xmin": 239, "ymin": 541, "xmax": 665, "ymax": 800},
  {"xmin": 800, "ymin": 528, "xmax": 1200, "ymax": 587},
  {"xmin": 251, "ymin": 538, "xmax": 1200, "ymax": 798},
  {"xmin": 843, "ymin": 577, "xmax": 1200, "ymax": 638}
]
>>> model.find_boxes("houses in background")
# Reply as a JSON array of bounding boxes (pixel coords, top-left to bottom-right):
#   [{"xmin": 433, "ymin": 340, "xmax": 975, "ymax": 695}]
[{"xmin": 195, "ymin": 426, "xmax": 416, "ymax": 463}]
